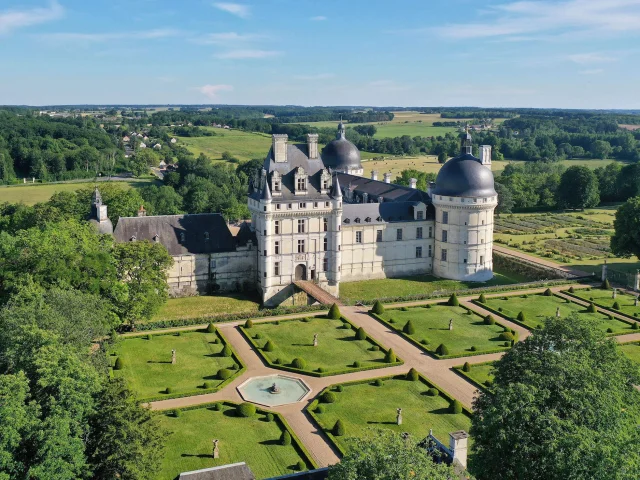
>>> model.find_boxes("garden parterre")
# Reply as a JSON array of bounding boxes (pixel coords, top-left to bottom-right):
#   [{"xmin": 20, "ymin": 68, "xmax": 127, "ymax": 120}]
[{"xmin": 565, "ymin": 287, "xmax": 640, "ymax": 320}]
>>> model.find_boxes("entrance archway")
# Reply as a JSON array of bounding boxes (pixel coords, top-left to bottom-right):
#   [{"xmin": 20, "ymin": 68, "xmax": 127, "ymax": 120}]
[{"xmin": 295, "ymin": 264, "xmax": 307, "ymax": 281}]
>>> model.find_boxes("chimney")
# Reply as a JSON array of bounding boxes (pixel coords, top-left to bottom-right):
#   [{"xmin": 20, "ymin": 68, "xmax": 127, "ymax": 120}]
[
  {"xmin": 272, "ymin": 134, "xmax": 288, "ymax": 163},
  {"xmin": 371, "ymin": 170, "xmax": 378, "ymax": 181},
  {"xmin": 307, "ymin": 134, "xmax": 319, "ymax": 160},
  {"xmin": 383, "ymin": 173, "xmax": 392, "ymax": 184},
  {"xmin": 449, "ymin": 431, "xmax": 469, "ymax": 469},
  {"xmin": 137, "ymin": 205, "xmax": 146, "ymax": 217},
  {"xmin": 480, "ymin": 145, "xmax": 492, "ymax": 168},
  {"xmin": 409, "ymin": 178, "xmax": 417, "ymax": 189}
]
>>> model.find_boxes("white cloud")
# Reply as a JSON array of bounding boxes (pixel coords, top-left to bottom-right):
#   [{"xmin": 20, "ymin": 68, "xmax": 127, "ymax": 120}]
[
  {"xmin": 213, "ymin": 3, "xmax": 250, "ymax": 19},
  {"xmin": 568, "ymin": 52, "xmax": 616, "ymax": 64},
  {"xmin": 40, "ymin": 29, "xmax": 180, "ymax": 44},
  {"xmin": 311, "ymin": 16, "xmax": 327, "ymax": 21},
  {"xmin": 214, "ymin": 49, "xmax": 280, "ymax": 59},
  {"xmin": 0, "ymin": 0, "xmax": 63, "ymax": 35},
  {"xmin": 294, "ymin": 73, "xmax": 335, "ymax": 80},
  {"xmin": 197, "ymin": 84, "xmax": 233, "ymax": 100},
  {"xmin": 192, "ymin": 32, "xmax": 265, "ymax": 45}
]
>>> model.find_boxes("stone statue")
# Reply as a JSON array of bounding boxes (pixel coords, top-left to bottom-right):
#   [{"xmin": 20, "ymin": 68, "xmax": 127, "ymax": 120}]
[
  {"xmin": 635, "ymin": 295, "xmax": 639, "ymax": 307},
  {"xmin": 171, "ymin": 349, "xmax": 176, "ymax": 365},
  {"xmin": 613, "ymin": 288, "xmax": 617, "ymax": 299},
  {"xmin": 212, "ymin": 439, "xmax": 219, "ymax": 459},
  {"xmin": 313, "ymin": 333, "xmax": 318, "ymax": 347},
  {"xmin": 396, "ymin": 408, "xmax": 403, "ymax": 426},
  {"xmin": 556, "ymin": 307, "xmax": 560, "ymax": 318},
  {"xmin": 449, "ymin": 319, "xmax": 453, "ymax": 331}
]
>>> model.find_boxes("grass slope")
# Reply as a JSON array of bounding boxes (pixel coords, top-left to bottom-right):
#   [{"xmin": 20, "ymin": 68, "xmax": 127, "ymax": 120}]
[
  {"xmin": 175, "ymin": 129, "xmax": 272, "ymax": 162},
  {"xmin": 151, "ymin": 294, "xmax": 260, "ymax": 322}
]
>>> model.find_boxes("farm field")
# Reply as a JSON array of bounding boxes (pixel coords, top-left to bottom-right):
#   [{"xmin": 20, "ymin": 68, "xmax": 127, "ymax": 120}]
[
  {"xmin": 339, "ymin": 268, "xmax": 529, "ymax": 303},
  {"xmin": 243, "ymin": 316, "xmax": 398, "ymax": 374},
  {"xmin": 620, "ymin": 342, "xmax": 640, "ymax": 365},
  {"xmin": 157, "ymin": 403, "xmax": 309, "ymax": 480},
  {"xmin": 109, "ymin": 330, "xmax": 240, "ymax": 400},
  {"xmin": 457, "ymin": 362, "xmax": 495, "ymax": 389},
  {"xmin": 377, "ymin": 304, "xmax": 510, "ymax": 357},
  {"xmin": 479, "ymin": 292, "xmax": 633, "ymax": 333},
  {"xmin": 310, "ymin": 375, "xmax": 471, "ymax": 452},
  {"xmin": 566, "ymin": 287, "xmax": 640, "ymax": 319},
  {"xmin": 150, "ymin": 294, "xmax": 260, "ymax": 322},
  {"xmin": 175, "ymin": 128, "xmax": 273, "ymax": 162}
]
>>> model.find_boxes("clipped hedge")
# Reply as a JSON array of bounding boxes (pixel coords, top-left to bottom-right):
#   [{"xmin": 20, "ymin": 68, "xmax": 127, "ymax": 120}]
[
  {"xmin": 328, "ymin": 303, "xmax": 341, "ymax": 320},
  {"xmin": 333, "ymin": 419, "xmax": 345, "ymax": 436},
  {"xmin": 280, "ymin": 430, "xmax": 291, "ymax": 446},
  {"xmin": 355, "ymin": 327, "xmax": 367, "ymax": 340},
  {"xmin": 237, "ymin": 402, "xmax": 256, "ymax": 417},
  {"xmin": 403, "ymin": 320, "xmax": 416, "ymax": 335},
  {"xmin": 372, "ymin": 300, "xmax": 385, "ymax": 315},
  {"xmin": 407, "ymin": 368, "xmax": 419, "ymax": 381},
  {"xmin": 448, "ymin": 293, "xmax": 460, "ymax": 307}
]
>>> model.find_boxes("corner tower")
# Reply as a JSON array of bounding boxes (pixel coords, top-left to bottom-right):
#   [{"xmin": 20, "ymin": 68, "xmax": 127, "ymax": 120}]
[{"xmin": 432, "ymin": 131, "xmax": 497, "ymax": 281}]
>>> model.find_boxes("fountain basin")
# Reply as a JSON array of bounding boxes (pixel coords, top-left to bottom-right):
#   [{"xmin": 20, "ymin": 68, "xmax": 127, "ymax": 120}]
[{"xmin": 237, "ymin": 374, "xmax": 311, "ymax": 407}]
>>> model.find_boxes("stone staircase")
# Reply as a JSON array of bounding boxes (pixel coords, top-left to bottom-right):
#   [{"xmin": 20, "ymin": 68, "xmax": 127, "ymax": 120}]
[{"xmin": 293, "ymin": 281, "xmax": 343, "ymax": 306}]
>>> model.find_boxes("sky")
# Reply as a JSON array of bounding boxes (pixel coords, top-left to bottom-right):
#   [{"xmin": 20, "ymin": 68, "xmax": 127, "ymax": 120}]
[{"xmin": 1, "ymin": 0, "xmax": 639, "ymax": 108}]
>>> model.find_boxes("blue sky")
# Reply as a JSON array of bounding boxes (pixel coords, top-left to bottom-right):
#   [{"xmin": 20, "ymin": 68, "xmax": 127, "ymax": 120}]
[{"xmin": 1, "ymin": 0, "xmax": 639, "ymax": 108}]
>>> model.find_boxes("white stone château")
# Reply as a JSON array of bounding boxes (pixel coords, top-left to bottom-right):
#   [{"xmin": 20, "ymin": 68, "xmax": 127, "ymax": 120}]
[{"xmin": 110, "ymin": 123, "xmax": 497, "ymax": 306}]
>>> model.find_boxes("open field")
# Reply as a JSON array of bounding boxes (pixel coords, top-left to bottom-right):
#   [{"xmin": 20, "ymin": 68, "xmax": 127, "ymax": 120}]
[
  {"xmin": 151, "ymin": 294, "xmax": 260, "ymax": 322},
  {"xmin": 244, "ymin": 316, "xmax": 398, "ymax": 374},
  {"xmin": 377, "ymin": 304, "xmax": 509, "ymax": 357},
  {"xmin": 479, "ymin": 292, "xmax": 633, "ymax": 333},
  {"xmin": 309, "ymin": 374, "xmax": 471, "ymax": 452},
  {"xmin": 620, "ymin": 342, "xmax": 640, "ymax": 365},
  {"xmin": 109, "ymin": 330, "xmax": 240, "ymax": 400},
  {"xmin": 339, "ymin": 268, "xmax": 529, "ymax": 303},
  {"xmin": 175, "ymin": 128, "xmax": 273, "ymax": 162},
  {"xmin": 0, "ymin": 178, "xmax": 155, "ymax": 205},
  {"xmin": 566, "ymin": 287, "xmax": 640, "ymax": 320},
  {"xmin": 158, "ymin": 403, "xmax": 309, "ymax": 480}
]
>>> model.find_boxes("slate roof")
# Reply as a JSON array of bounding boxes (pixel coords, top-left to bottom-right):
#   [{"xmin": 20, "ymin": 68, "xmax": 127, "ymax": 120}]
[
  {"xmin": 433, "ymin": 153, "xmax": 496, "ymax": 198},
  {"xmin": 322, "ymin": 123, "xmax": 361, "ymax": 170},
  {"xmin": 342, "ymin": 201, "xmax": 433, "ymax": 225},
  {"xmin": 336, "ymin": 173, "xmax": 432, "ymax": 204},
  {"xmin": 179, "ymin": 462, "xmax": 255, "ymax": 480},
  {"xmin": 113, "ymin": 213, "xmax": 236, "ymax": 255}
]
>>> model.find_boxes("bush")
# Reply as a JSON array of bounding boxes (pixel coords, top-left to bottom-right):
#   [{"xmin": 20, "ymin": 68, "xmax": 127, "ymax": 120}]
[
  {"xmin": 322, "ymin": 391, "xmax": 337, "ymax": 404},
  {"xmin": 213, "ymin": 338, "xmax": 220, "ymax": 344},
  {"xmin": 292, "ymin": 358, "xmax": 306, "ymax": 369},
  {"xmin": 355, "ymin": 327, "xmax": 367, "ymax": 340},
  {"xmin": 113, "ymin": 357, "xmax": 123, "ymax": 370},
  {"xmin": 484, "ymin": 315, "xmax": 495, "ymax": 325},
  {"xmin": 517, "ymin": 311, "xmax": 526, "ymax": 322},
  {"xmin": 499, "ymin": 332, "xmax": 515, "ymax": 342},
  {"xmin": 217, "ymin": 368, "xmax": 232, "ymax": 380},
  {"xmin": 372, "ymin": 300, "xmax": 385, "ymax": 315},
  {"xmin": 370, "ymin": 345, "xmax": 380, "ymax": 351},
  {"xmin": 175, "ymin": 331, "xmax": 182, "ymax": 337},
  {"xmin": 587, "ymin": 302, "xmax": 597, "ymax": 313},
  {"xmin": 448, "ymin": 293, "xmax": 459, "ymax": 306},
  {"xmin": 353, "ymin": 361, "xmax": 361, "ymax": 368},
  {"xmin": 569, "ymin": 287, "xmax": 575, "ymax": 293},
  {"xmin": 335, "ymin": 385, "xmax": 343, "ymax": 393},
  {"xmin": 203, "ymin": 381, "xmax": 214, "ymax": 389},
  {"xmin": 221, "ymin": 345, "xmax": 232, "ymax": 357},
  {"xmin": 450, "ymin": 400, "xmax": 463, "ymax": 414},
  {"xmin": 607, "ymin": 327, "xmax": 614, "ymax": 333},
  {"xmin": 602, "ymin": 278, "xmax": 611, "ymax": 290},
  {"xmin": 317, "ymin": 367, "xmax": 325, "ymax": 373},
  {"xmin": 328, "ymin": 303, "xmax": 341, "ymax": 319},
  {"xmin": 503, "ymin": 341, "xmax": 510, "ymax": 347},
  {"xmin": 478, "ymin": 293, "xmax": 486, "ymax": 303},
  {"xmin": 407, "ymin": 368, "xmax": 419, "ymax": 381},
  {"xmin": 280, "ymin": 430, "xmax": 291, "ymax": 446},
  {"xmin": 213, "ymin": 403, "xmax": 222, "ymax": 411},
  {"xmin": 254, "ymin": 333, "xmax": 263, "ymax": 340},
  {"xmin": 274, "ymin": 358, "xmax": 282, "ymax": 365},
  {"xmin": 146, "ymin": 334, "xmax": 152, "ymax": 340},
  {"xmin": 165, "ymin": 387, "xmax": 173, "ymax": 394},
  {"xmin": 315, "ymin": 404, "xmax": 325, "ymax": 414},
  {"xmin": 427, "ymin": 387, "xmax": 439, "ymax": 396},
  {"xmin": 373, "ymin": 379, "xmax": 384, "ymax": 386},
  {"xmin": 173, "ymin": 409, "xmax": 181, "ymax": 418},
  {"xmin": 206, "ymin": 323, "xmax": 216, "ymax": 333},
  {"xmin": 401, "ymin": 307, "xmax": 409, "ymax": 312},
  {"xmin": 403, "ymin": 320, "xmax": 416, "ymax": 335},
  {"xmin": 245, "ymin": 319, "xmax": 253, "ymax": 328},
  {"xmin": 385, "ymin": 349, "xmax": 397, "ymax": 363},
  {"xmin": 237, "ymin": 402, "xmax": 256, "ymax": 417},
  {"xmin": 342, "ymin": 322, "xmax": 350, "ymax": 329},
  {"xmin": 436, "ymin": 344, "xmax": 449, "ymax": 356},
  {"xmin": 485, "ymin": 379, "xmax": 494, "ymax": 388},
  {"xmin": 420, "ymin": 339, "xmax": 429, "ymax": 345},
  {"xmin": 633, "ymin": 322, "xmax": 639, "ymax": 330},
  {"xmin": 296, "ymin": 460, "xmax": 306, "ymax": 471},
  {"xmin": 266, "ymin": 413, "xmax": 274, "ymax": 422},
  {"xmin": 613, "ymin": 301, "xmax": 621, "ymax": 310},
  {"xmin": 498, "ymin": 307, "xmax": 503, "ymax": 312},
  {"xmin": 463, "ymin": 362, "xmax": 471, "ymax": 372},
  {"xmin": 333, "ymin": 419, "xmax": 345, "ymax": 436},
  {"xmin": 263, "ymin": 340, "xmax": 275, "ymax": 352},
  {"xmin": 470, "ymin": 345, "xmax": 477, "ymax": 352},
  {"xmin": 544, "ymin": 288, "xmax": 552, "ymax": 296}
]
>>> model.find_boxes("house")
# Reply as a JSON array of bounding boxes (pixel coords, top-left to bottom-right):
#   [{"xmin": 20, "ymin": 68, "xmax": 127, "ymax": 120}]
[
  {"xmin": 171, "ymin": 138, "xmax": 177, "ymax": 144},
  {"xmin": 139, "ymin": 143, "xmax": 147, "ymax": 149},
  {"xmin": 153, "ymin": 143, "xmax": 162, "ymax": 150}
]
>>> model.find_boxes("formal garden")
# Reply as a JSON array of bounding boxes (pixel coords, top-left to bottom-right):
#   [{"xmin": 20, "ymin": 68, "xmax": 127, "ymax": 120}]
[
  {"xmin": 307, "ymin": 372, "xmax": 471, "ymax": 454},
  {"xmin": 564, "ymin": 286, "xmax": 640, "ymax": 320},
  {"xmin": 109, "ymin": 328, "xmax": 244, "ymax": 401},
  {"xmin": 475, "ymin": 290, "xmax": 635, "ymax": 334},
  {"xmin": 371, "ymin": 297, "xmax": 513, "ymax": 358},
  {"xmin": 157, "ymin": 402, "xmax": 314, "ymax": 480},
  {"xmin": 454, "ymin": 361, "xmax": 496, "ymax": 391},
  {"xmin": 620, "ymin": 342, "xmax": 640, "ymax": 365},
  {"xmin": 240, "ymin": 311, "xmax": 402, "ymax": 375}
]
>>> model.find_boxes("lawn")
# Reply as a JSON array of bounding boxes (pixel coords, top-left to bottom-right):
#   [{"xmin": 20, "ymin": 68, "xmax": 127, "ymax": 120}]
[
  {"xmin": 620, "ymin": 342, "xmax": 640, "ymax": 365},
  {"xmin": 309, "ymin": 375, "xmax": 471, "ymax": 453},
  {"xmin": 566, "ymin": 287, "xmax": 640, "ymax": 320},
  {"xmin": 339, "ymin": 268, "xmax": 529, "ymax": 303},
  {"xmin": 378, "ymin": 305, "xmax": 509, "ymax": 357},
  {"xmin": 109, "ymin": 330, "xmax": 241, "ymax": 400},
  {"xmin": 456, "ymin": 362, "xmax": 496, "ymax": 390},
  {"xmin": 150, "ymin": 294, "xmax": 261, "ymax": 322},
  {"xmin": 175, "ymin": 128, "xmax": 273, "ymax": 162},
  {"xmin": 243, "ymin": 317, "xmax": 399, "ymax": 374},
  {"xmin": 157, "ymin": 403, "xmax": 310, "ymax": 480},
  {"xmin": 479, "ymin": 293, "xmax": 633, "ymax": 334}
]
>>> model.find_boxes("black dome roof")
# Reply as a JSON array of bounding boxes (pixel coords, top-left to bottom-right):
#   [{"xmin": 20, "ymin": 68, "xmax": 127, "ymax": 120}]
[
  {"xmin": 321, "ymin": 122, "xmax": 361, "ymax": 170},
  {"xmin": 433, "ymin": 153, "xmax": 496, "ymax": 198}
]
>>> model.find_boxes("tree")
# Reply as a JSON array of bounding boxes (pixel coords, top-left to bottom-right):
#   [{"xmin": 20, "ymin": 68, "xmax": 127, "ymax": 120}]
[
  {"xmin": 328, "ymin": 430, "xmax": 456, "ymax": 480},
  {"xmin": 594, "ymin": 162, "xmax": 623, "ymax": 202},
  {"xmin": 555, "ymin": 166, "xmax": 600, "ymax": 210},
  {"xmin": 437, "ymin": 152, "xmax": 447, "ymax": 164},
  {"xmin": 494, "ymin": 181, "xmax": 515, "ymax": 216},
  {"xmin": 611, "ymin": 197, "xmax": 640, "ymax": 259},
  {"xmin": 394, "ymin": 170, "xmax": 436, "ymax": 191},
  {"xmin": 471, "ymin": 315, "xmax": 640, "ymax": 480},
  {"xmin": 590, "ymin": 140, "xmax": 612, "ymax": 160}
]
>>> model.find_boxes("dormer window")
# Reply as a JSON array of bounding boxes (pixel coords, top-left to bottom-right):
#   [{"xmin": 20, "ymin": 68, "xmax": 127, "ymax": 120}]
[
  {"xmin": 271, "ymin": 171, "xmax": 282, "ymax": 194},
  {"xmin": 180, "ymin": 232, "xmax": 185, "ymax": 243},
  {"xmin": 152, "ymin": 234, "xmax": 159, "ymax": 242},
  {"xmin": 294, "ymin": 167, "xmax": 308, "ymax": 195},
  {"xmin": 297, "ymin": 177, "xmax": 306, "ymax": 191},
  {"xmin": 320, "ymin": 169, "xmax": 331, "ymax": 193},
  {"xmin": 377, "ymin": 216, "xmax": 382, "ymax": 222},
  {"xmin": 365, "ymin": 217, "xmax": 371, "ymax": 223},
  {"xmin": 130, "ymin": 235, "xmax": 137, "ymax": 241},
  {"xmin": 355, "ymin": 217, "xmax": 361, "ymax": 223},
  {"xmin": 344, "ymin": 218, "xmax": 351, "ymax": 224}
]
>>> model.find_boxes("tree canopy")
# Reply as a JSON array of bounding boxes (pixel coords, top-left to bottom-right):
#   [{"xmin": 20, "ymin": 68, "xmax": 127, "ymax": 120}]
[
  {"xmin": 611, "ymin": 196, "xmax": 640, "ymax": 259},
  {"xmin": 556, "ymin": 165, "xmax": 600, "ymax": 210}
]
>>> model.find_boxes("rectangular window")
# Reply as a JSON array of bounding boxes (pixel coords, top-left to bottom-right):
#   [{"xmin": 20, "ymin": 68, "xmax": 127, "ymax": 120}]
[
  {"xmin": 416, "ymin": 246, "xmax": 423, "ymax": 258},
  {"xmin": 297, "ymin": 219, "xmax": 305, "ymax": 233},
  {"xmin": 274, "ymin": 180, "xmax": 281, "ymax": 192},
  {"xmin": 416, "ymin": 227, "xmax": 423, "ymax": 239},
  {"xmin": 263, "ymin": 250, "xmax": 267, "ymax": 256},
  {"xmin": 274, "ymin": 241, "xmax": 280, "ymax": 255},
  {"xmin": 325, "ymin": 202, "xmax": 330, "ymax": 208},
  {"xmin": 355, "ymin": 231, "xmax": 363, "ymax": 243},
  {"xmin": 323, "ymin": 257, "xmax": 329, "ymax": 272},
  {"xmin": 417, "ymin": 211, "xmax": 424, "ymax": 220},
  {"xmin": 480, "ymin": 256, "xmax": 484, "ymax": 264},
  {"xmin": 299, "ymin": 202, "xmax": 306, "ymax": 209},
  {"xmin": 396, "ymin": 229, "xmax": 403, "ymax": 241},
  {"xmin": 323, "ymin": 238, "xmax": 328, "ymax": 252},
  {"xmin": 274, "ymin": 262, "xmax": 280, "ymax": 276},
  {"xmin": 441, "ymin": 249, "xmax": 447, "ymax": 261},
  {"xmin": 288, "ymin": 203, "xmax": 292, "ymax": 209},
  {"xmin": 376, "ymin": 230, "xmax": 383, "ymax": 242},
  {"xmin": 297, "ymin": 178, "xmax": 306, "ymax": 191},
  {"xmin": 276, "ymin": 203, "xmax": 281, "ymax": 210},
  {"xmin": 274, "ymin": 221, "xmax": 280, "ymax": 234},
  {"xmin": 428, "ymin": 226, "xmax": 433, "ymax": 238},
  {"xmin": 442, "ymin": 230, "xmax": 448, "ymax": 242},
  {"xmin": 323, "ymin": 218, "xmax": 328, "ymax": 232},
  {"xmin": 463, "ymin": 259, "xmax": 467, "ymax": 263},
  {"xmin": 297, "ymin": 240, "xmax": 305, "ymax": 253},
  {"xmin": 314, "ymin": 202, "xmax": 318, "ymax": 208},
  {"xmin": 442, "ymin": 211, "xmax": 449, "ymax": 224},
  {"xmin": 428, "ymin": 245, "xmax": 432, "ymax": 257}
]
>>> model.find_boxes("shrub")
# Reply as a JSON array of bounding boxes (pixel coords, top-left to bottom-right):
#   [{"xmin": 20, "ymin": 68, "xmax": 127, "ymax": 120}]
[
  {"xmin": 353, "ymin": 361, "xmax": 361, "ymax": 368},
  {"xmin": 478, "ymin": 293, "xmax": 486, "ymax": 303},
  {"xmin": 317, "ymin": 367, "xmax": 325, "ymax": 373},
  {"xmin": 463, "ymin": 362, "xmax": 471, "ymax": 372},
  {"xmin": 203, "ymin": 381, "xmax": 214, "ymax": 389},
  {"xmin": 322, "ymin": 391, "xmax": 337, "ymax": 403},
  {"xmin": 175, "ymin": 331, "xmax": 182, "ymax": 337},
  {"xmin": 165, "ymin": 387, "xmax": 173, "ymax": 394},
  {"xmin": 569, "ymin": 287, "xmax": 575, "ymax": 293},
  {"xmin": 355, "ymin": 327, "xmax": 367, "ymax": 340},
  {"xmin": 498, "ymin": 307, "xmax": 503, "ymax": 312},
  {"xmin": 517, "ymin": 311, "xmax": 526, "ymax": 322},
  {"xmin": 236, "ymin": 402, "xmax": 256, "ymax": 417},
  {"xmin": 173, "ymin": 409, "xmax": 181, "ymax": 418},
  {"xmin": 407, "ymin": 368, "xmax": 419, "ymax": 381},
  {"xmin": 230, "ymin": 364, "xmax": 238, "ymax": 370},
  {"xmin": 221, "ymin": 345, "xmax": 232, "ymax": 357},
  {"xmin": 335, "ymin": 385, "xmax": 343, "ymax": 393},
  {"xmin": 633, "ymin": 322, "xmax": 639, "ymax": 330},
  {"xmin": 485, "ymin": 379, "xmax": 494, "ymax": 388},
  {"xmin": 370, "ymin": 345, "xmax": 380, "ymax": 352},
  {"xmin": 448, "ymin": 293, "xmax": 459, "ymax": 306},
  {"xmin": 292, "ymin": 358, "xmax": 306, "ymax": 369},
  {"xmin": 420, "ymin": 339, "xmax": 429, "ymax": 345},
  {"xmin": 613, "ymin": 301, "xmax": 621, "ymax": 310},
  {"xmin": 245, "ymin": 319, "xmax": 253, "ymax": 328},
  {"xmin": 436, "ymin": 344, "xmax": 449, "ymax": 356},
  {"xmin": 146, "ymin": 334, "xmax": 152, "ymax": 340},
  {"xmin": 587, "ymin": 302, "xmax": 597, "ymax": 313},
  {"xmin": 333, "ymin": 419, "xmax": 345, "ymax": 436},
  {"xmin": 373, "ymin": 379, "xmax": 384, "ymax": 386},
  {"xmin": 213, "ymin": 338, "xmax": 220, "ymax": 344},
  {"xmin": 266, "ymin": 413, "xmax": 274, "ymax": 422},
  {"xmin": 499, "ymin": 332, "xmax": 515, "ymax": 342},
  {"xmin": 608, "ymin": 315, "xmax": 614, "ymax": 320},
  {"xmin": 484, "ymin": 315, "xmax": 495, "ymax": 325},
  {"xmin": 403, "ymin": 320, "xmax": 416, "ymax": 335},
  {"xmin": 607, "ymin": 328, "xmax": 614, "ymax": 334},
  {"xmin": 385, "ymin": 349, "xmax": 397, "ymax": 363},
  {"xmin": 503, "ymin": 341, "xmax": 510, "ymax": 347},
  {"xmin": 602, "ymin": 278, "xmax": 611, "ymax": 290},
  {"xmin": 296, "ymin": 460, "xmax": 306, "ymax": 471},
  {"xmin": 427, "ymin": 387, "xmax": 439, "ymax": 396},
  {"xmin": 450, "ymin": 400, "xmax": 463, "ymax": 414},
  {"xmin": 342, "ymin": 322, "xmax": 351, "ymax": 329},
  {"xmin": 254, "ymin": 333, "xmax": 263, "ymax": 340},
  {"xmin": 328, "ymin": 303, "xmax": 341, "ymax": 319},
  {"xmin": 280, "ymin": 431, "xmax": 291, "ymax": 446},
  {"xmin": 401, "ymin": 307, "xmax": 409, "ymax": 312},
  {"xmin": 388, "ymin": 318, "xmax": 395, "ymax": 324},
  {"xmin": 263, "ymin": 340, "xmax": 275, "ymax": 352},
  {"xmin": 206, "ymin": 323, "xmax": 216, "ymax": 333},
  {"xmin": 213, "ymin": 403, "xmax": 222, "ymax": 411},
  {"xmin": 315, "ymin": 404, "xmax": 325, "ymax": 414},
  {"xmin": 217, "ymin": 368, "xmax": 232, "ymax": 380},
  {"xmin": 470, "ymin": 346, "xmax": 477, "ymax": 352},
  {"xmin": 113, "ymin": 357, "xmax": 123, "ymax": 370},
  {"xmin": 544, "ymin": 288, "xmax": 552, "ymax": 296},
  {"xmin": 372, "ymin": 300, "xmax": 385, "ymax": 314},
  {"xmin": 426, "ymin": 304, "xmax": 432, "ymax": 309},
  {"xmin": 274, "ymin": 358, "xmax": 282, "ymax": 365}
]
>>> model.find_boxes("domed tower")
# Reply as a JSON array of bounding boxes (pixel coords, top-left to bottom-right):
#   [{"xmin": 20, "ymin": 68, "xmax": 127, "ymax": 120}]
[
  {"xmin": 321, "ymin": 122, "xmax": 363, "ymax": 176},
  {"xmin": 432, "ymin": 130, "xmax": 497, "ymax": 281}
]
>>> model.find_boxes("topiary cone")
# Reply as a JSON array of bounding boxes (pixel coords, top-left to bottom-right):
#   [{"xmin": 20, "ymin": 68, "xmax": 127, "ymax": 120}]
[
  {"xmin": 478, "ymin": 293, "xmax": 486, "ymax": 303},
  {"xmin": 403, "ymin": 320, "xmax": 416, "ymax": 335},
  {"xmin": 463, "ymin": 362, "xmax": 471, "ymax": 372},
  {"xmin": 448, "ymin": 293, "xmax": 459, "ymax": 306},
  {"xmin": 328, "ymin": 303, "xmax": 341, "ymax": 319},
  {"xmin": 333, "ymin": 419, "xmax": 345, "ymax": 436},
  {"xmin": 113, "ymin": 357, "xmax": 123, "ymax": 370},
  {"xmin": 385, "ymin": 348, "xmax": 396, "ymax": 363},
  {"xmin": 372, "ymin": 300, "xmax": 385, "ymax": 315},
  {"xmin": 263, "ymin": 340, "xmax": 275, "ymax": 352},
  {"xmin": 355, "ymin": 327, "xmax": 367, "ymax": 340},
  {"xmin": 206, "ymin": 323, "xmax": 216, "ymax": 333}
]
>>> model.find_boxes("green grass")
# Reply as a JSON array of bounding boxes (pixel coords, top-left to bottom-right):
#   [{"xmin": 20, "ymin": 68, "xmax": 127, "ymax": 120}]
[
  {"xmin": 480, "ymin": 293, "xmax": 633, "ymax": 333},
  {"xmin": 568, "ymin": 287, "xmax": 640, "ymax": 320},
  {"xmin": 339, "ymin": 268, "xmax": 529, "ymax": 303},
  {"xmin": 151, "ymin": 294, "xmax": 260, "ymax": 322},
  {"xmin": 310, "ymin": 375, "xmax": 471, "ymax": 452},
  {"xmin": 459, "ymin": 362, "xmax": 496, "ymax": 389},
  {"xmin": 157, "ymin": 404, "xmax": 308, "ymax": 480},
  {"xmin": 109, "ymin": 330, "xmax": 239, "ymax": 399},
  {"xmin": 247, "ymin": 317, "xmax": 395, "ymax": 373},
  {"xmin": 620, "ymin": 342, "xmax": 640, "ymax": 365},
  {"xmin": 379, "ymin": 305, "xmax": 509, "ymax": 357},
  {"xmin": 175, "ymin": 129, "xmax": 272, "ymax": 162}
]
